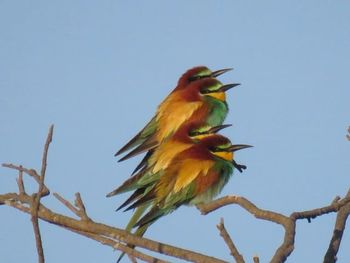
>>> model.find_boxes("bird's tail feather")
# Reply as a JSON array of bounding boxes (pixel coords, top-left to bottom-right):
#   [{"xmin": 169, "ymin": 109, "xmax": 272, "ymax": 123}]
[{"xmin": 117, "ymin": 205, "xmax": 149, "ymax": 263}]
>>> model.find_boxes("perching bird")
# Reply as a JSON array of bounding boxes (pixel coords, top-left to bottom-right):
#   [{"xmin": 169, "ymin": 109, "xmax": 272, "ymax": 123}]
[
  {"xmin": 112, "ymin": 134, "xmax": 251, "ymax": 262},
  {"xmin": 116, "ymin": 77, "xmax": 239, "ymax": 162},
  {"xmin": 107, "ymin": 122, "xmax": 232, "ymax": 198},
  {"xmin": 114, "ymin": 66, "xmax": 235, "ymax": 160}
]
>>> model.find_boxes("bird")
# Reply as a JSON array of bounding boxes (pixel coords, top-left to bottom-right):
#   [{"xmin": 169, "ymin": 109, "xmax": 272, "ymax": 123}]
[
  {"xmin": 114, "ymin": 66, "xmax": 236, "ymax": 160},
  {"xmin": 116, "ymin": 77, "xmax": 240, "ymax": 163},
  {"xmin": 112, "ymin": 134, "xmax": 252, "ymax": 262},
  {"xmin": 107, "ymin": 122, "xmax": 232, "ymax": 198}
]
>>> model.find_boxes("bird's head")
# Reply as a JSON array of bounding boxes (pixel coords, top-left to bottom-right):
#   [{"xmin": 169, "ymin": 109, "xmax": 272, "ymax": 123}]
[
  {"xmin": 176, "ymin": 66, "xmax": 232, "ymax": 89},
  {"xmin": 200, "ymin": 134, "xmax": 252, "ymax": 162},
  {"xmin": 198, "ymin": 78, "xmax": 240, "ymax": 101}
]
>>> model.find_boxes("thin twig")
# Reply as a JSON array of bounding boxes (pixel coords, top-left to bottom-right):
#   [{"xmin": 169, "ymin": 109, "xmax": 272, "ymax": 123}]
[
  {"xmin": 16, "ymin": 166, "xmax": 25, "ymax": 194},
  {"xmin": 31, "ymin": 124, "xmax": 54, "ymax": 263},
  {"xmin": 2, "ymin": 164, "xmax": 49, "ymax": 195},
  {"xmin": 253, "ymin": 255, "xmax": 260, "ymax": 263},
  {"xmin": 53, "ymin": 192, "xmax": 80, "ymax": 215},
  {"xmin": 53, "ymin": 192, "xmax": 92, "ymax": 221},
  {"xmin": 74, "ymin": 193, "xmax": 91, "ymax": 221},
  {"xmin": 216, "ymin": 218, "xmax": 245, "ymax": 263},
  {"xmin": 290, "ymin": 195, "xmax": 349, "ymax": 221},
  {"xmin": 39, "ymin": 125, "xmax": 54, "ymax": 187}
]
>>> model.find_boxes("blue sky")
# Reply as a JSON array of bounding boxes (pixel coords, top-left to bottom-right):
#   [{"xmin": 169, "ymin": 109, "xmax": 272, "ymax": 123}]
[{"xmin": 1, "ymin": 1, "xmax": 349, "ymax": 262}]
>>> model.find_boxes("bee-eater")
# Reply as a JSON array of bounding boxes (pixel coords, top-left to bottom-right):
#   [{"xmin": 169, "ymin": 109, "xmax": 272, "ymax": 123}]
[
  {"xmin": 116, "ymin": 77, "xmax": 240, "ymax": 162},
  {"xmin": 112, "ymin": 134, "xmax": 251, "ymax": 262},
  {"xmin": 107, "ymin": 122, "xmax": 232, "ymax": 198},
  {"xmin": 114, "ymin": 66, "xmax": 235, "ymax": 159}
]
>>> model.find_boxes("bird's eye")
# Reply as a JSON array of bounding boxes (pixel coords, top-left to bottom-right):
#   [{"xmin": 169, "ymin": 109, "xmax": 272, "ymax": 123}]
[
  {"xmin": 188, "ymin": 76, "xmax": 201, "ymax": 81},
  {"xmin": 189, "ymin": 131, "xmax": 200, "ymax": 136},
  {"xmin": 209, "ymin": 146, "xmax": 220, "ymax": 152},
  {"xmin": 189, "ymin": 74, "xmax": 209, "ymax": 82}
]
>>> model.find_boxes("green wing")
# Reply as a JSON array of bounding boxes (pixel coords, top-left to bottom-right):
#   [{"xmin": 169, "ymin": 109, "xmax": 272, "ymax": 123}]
[
  {"xmin": 114, "ymin": 116, "xmax": 158, "ymax": 157},
  {"xmin": 106, "ymin": 167, "xmax": 161, "ymax": 197}
]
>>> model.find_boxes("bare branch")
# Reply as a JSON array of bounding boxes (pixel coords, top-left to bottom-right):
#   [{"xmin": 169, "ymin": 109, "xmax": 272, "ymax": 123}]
[
  {"xmin": 198, "ymin": 191, "xmax": 350, "ymax": 263},
  {"xmin": 69, "ymin": 229, "xmax": 169, "ymax": 263},
  {"xmin": 74, "ymin": 193, "xmax": 91, "ymax": 221},
  {"xmin": 2, "ymin": 164, "xmax": 49, "ymax": 195},
  {"xmin": 291, "ymin": 195, "xmax": 349, "ymax": 221},
  {"xmin": 53, "ymin": 192, "xmax": 80, "ymax": 216},
  {"xmin": 2, "ymin": 125, "xmax": 349, "ymax": 262},
  {"xmin": 346, "ymin": 126, "xmax": 350, "ymax": 141},
  {"xmin": 253, "ymin": 255, "xmax": 260, "ymax": 263},
  {"xmin": 1, "ymin": 191, "xmax": 227, "ymax": 263},
  {"xmin": 30, "ymin": 209, "xmax": 45, "ymax": 263},
  {"xmin": 53, "ymin": 192, "xmax": 92, "ymax": 222},
  {"xmin": 16, "ymin": 166, "xmax": 25, "ymax": 194},
  {"xmin": 198, "ymin": 195, "xmax": 290, "ymax": 225},
  {"xmin": 217, "ymin": 218, "xmax": 244, "ymax": 263},
  {"xmin": 31, "ymin": 124, "xmax": 54, "ymax": 263},
  {"xmin": 39, "ymin": 124, "xmax": 54, "ymax": 185},
  {"xmin": 324, "ymin": 191, "xmax": 350, "ymax": 263},
  {"xmin": 198, "ymin": 195, "xmax": 293, "ymax": 263}
]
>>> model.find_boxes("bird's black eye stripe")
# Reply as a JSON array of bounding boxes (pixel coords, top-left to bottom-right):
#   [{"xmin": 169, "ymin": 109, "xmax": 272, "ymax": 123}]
[
  {"xmin": 189, "ymin": 131, "xmax": 200, "ymax": 136},
  {"xmin": 199, "ymin": 89, "xmax": 211, "ymax": 94},
  {"xmin": 189, "ymin": 75, "xmax": 209, "ymax": 82},
  {"xmin": 209, "ymin": 146, "xmax": 221, "ymax": 152}
]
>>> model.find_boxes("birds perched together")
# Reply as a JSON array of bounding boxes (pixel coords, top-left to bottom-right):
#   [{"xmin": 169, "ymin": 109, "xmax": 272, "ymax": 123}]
[{"xmin": 107, "ymin": 66, "xmax": 252, "ymax": 261}]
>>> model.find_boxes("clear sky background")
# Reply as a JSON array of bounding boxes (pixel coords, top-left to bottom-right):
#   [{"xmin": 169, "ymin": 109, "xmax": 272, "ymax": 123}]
[{"xmin": 1, "ymin": 1, "xmax": 349, "ymax": 262}]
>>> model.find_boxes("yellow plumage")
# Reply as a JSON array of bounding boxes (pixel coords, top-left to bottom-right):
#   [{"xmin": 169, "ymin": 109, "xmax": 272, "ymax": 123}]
[
  {"xmin": 212, "ymin": 151, "xmax": 233, "ymax": 161},
  {"xmin": 207, "ymin": 92, "xmax": 226, "ymax": 101},
  {"xmin": 173, "ymin": 159, "xmax": 213, "ymax": 193},
  {"xmin": 156, "ymin": 100, "xmax": 202, "ymax": 141},
  {"xmin": 150, "ymin": 141, "xmax": 192, "ymax": 173}
]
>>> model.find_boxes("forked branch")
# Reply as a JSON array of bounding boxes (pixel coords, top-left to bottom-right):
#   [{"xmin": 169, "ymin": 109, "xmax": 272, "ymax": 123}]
[
  {"xmin": 1, "ymin": 125, "xmax": 349, "ymax": 263},
  {"xmin": 198, "ymin": 191, "xmax": 350, "ymax": 263}
]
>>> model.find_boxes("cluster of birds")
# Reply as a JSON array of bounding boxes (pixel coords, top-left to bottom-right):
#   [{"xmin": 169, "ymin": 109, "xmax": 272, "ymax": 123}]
[{"xmin": 107, "ymin": 66, "xmax": 252, "ymax": 261}]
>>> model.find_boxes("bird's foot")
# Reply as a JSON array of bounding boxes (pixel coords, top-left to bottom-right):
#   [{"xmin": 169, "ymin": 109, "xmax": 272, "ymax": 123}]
[{"xmin": 232, "ymin": 160, "xmax": 247, "ymax": 173}]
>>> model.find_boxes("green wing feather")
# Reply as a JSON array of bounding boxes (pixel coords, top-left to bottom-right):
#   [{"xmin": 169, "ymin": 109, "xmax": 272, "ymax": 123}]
[
  {"xmin": 117, "ymin": 137, "xmax": 158, "ymax": 162},
  {"xmin": 131, "ymin": 149, "xmax": 154, "ymax": 175},
  {"xmin": 106, "ymin": 167, "xmax": 161, "ymax": 197},
  {"xmin": 115, "ymin": 116, "xmax": 158, "ymax": 157}
]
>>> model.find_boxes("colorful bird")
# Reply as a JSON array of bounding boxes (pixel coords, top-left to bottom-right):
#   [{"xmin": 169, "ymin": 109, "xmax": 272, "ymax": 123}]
[
  {"xmin": 114, "ymin": 66, "xmax": 235, "ymax": 160},
  {"xmin": 112, "ymin": 134, "xmax": 251, "ymax": 262},
  {"xmin": 107, "ymin": 122, "xmax": 232, "ymax": 198},
  {"xmin": 116, "ymin": 77, "xmax": 239, "ymax": 162}
]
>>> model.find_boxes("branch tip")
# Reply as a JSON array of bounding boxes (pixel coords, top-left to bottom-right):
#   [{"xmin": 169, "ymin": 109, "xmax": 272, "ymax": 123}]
[{"xmin": 216, "ymin": 217, "xmax": 245, "ymax": 263}]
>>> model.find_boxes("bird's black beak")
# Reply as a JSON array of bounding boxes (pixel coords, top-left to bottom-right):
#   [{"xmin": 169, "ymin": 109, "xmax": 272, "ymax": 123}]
[
  {"xmin": 208, "ymin": 124, "xmax": 232, "ymax": 133},
  {"xmin": 217, "ymin": 83, "xmax": 241, "ymax": 92},
  {"xmin": 227, "ymin": 144, "xmax": 253, "ymax": 152},
  {"xmin": 211, "ymin": 68, "xmax": 233, "ymax": 77},
  {"xmin": 200, "ymin": 83, "xmax": 240, "ymax": 94}
]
